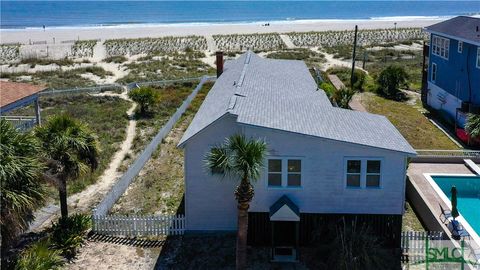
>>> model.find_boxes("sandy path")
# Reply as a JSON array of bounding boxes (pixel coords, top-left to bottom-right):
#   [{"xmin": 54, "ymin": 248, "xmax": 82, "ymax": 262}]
[
  {"xmin": 279, "ymin": 34, "xmax": 296, "ymax": 49},
  {"xmin": 29, "ymin": 89, "xmax": 137, "ymax": 231},
  {"xmin": 67, "ymin": 240, "xmax": 160, "ymax": 270}
]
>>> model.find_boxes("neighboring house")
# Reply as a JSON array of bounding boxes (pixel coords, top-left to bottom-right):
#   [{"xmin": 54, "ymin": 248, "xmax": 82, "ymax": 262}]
[
  {"xmin": 0, "ymin": 81, "xmax": 45, "ymax": 131},
  {"xmin": 178, "ymin": 51, "xmax": 415, "ymax": 261},
  {"xmin": 423, "ymin": 16, "xmax": 480, "ymax": 141}
]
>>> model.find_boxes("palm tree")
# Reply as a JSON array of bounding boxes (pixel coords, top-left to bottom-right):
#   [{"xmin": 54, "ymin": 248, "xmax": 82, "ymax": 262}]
[
  {"xmin": 204, "ymin": 134, "xmax": 267, "ymax": 270},
  {"xmin": 465, "ymin": 113, "xmax": 480, "ymax": 139},
  {"xmin": 0, "ymin": 120, "xmax": 45, "ymax": 250},
  {"xmin": 35, "ymin": 114, "xmax": 99, "ymax": 219}
]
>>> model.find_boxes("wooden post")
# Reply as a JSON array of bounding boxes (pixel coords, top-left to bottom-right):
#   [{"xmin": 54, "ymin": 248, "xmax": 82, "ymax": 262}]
[
  {"xmin": 34, "ymin": 97, "xmax": 41, "ymax": 125},
  {"xmin": 351, "ymin": 25, "xmax": 358, "ymax": 89},
  {"xmin": 271, "ymin": 221, "xmax": 274, "ymax": 260},
  {"xmin": 295, "ymin": 222, "xmax": 299, "ymax": 261}
]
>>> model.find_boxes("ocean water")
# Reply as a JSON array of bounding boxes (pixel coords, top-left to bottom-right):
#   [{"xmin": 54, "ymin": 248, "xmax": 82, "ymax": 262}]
[{"xmin": 1, "ymin": 1, "xmax": 479, "ymax": 29}]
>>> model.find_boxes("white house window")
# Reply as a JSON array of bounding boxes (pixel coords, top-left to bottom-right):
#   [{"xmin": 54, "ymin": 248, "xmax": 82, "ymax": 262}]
[
  {"xmin": 431, "ymin": 35, "xmax": 450, "ymax": 59},
  {"xmin": 267, "ymin": 158, "xmax": 302, "ymax": 187},
  {"xmin": 268, "ymin": 159, "xmax": 282, "ymax": 187},
  {"xmin": 287, "ymin": 159, "xmax": 301, "ymax": 187},
  {"xmin": 458, "ymin": 41, "xmax": 463, "ymax": 53},
  {"xmin": 431, "ymin": 63, "xmax": 437, "ymax": 82},
  {"xmin": 477, "ymin": 48, "xmax": 480, "ymax": 69},
  {"xmin": 366, "ymin": 160, "xmax": 381, "ymax": 188},
  {"xmin": 345, "ymin": 158, "xmax": 382, "ymax": 188},
  {"xmin": 346, "ymin": 160, "xmax": 361, "ymax": 187}
]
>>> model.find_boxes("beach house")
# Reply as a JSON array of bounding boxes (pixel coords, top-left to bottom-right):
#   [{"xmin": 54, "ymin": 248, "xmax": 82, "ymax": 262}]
[
  {"xmin": 423, "ymin": 16, "xmax": 480, "ymax": 142},
  {"xmin": 178, "ymin": 51, "xmax": 415, "ymax": 260}
]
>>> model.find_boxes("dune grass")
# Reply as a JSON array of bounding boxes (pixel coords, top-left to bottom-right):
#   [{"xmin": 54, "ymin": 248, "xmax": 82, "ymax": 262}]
[
  {"xmin": 1, "ymin": 66, "xmax": 113, "ymax": 89},
  {"xmin": 39, "ymin": 94, "xmax": 131, "ymax": 195},
  {"xmin": 111, "ymin": 82, "xmax": 213, "ymax": 215},
  {"xmin": 116, "ymin": 51, "xmax": 214, "ymax": 84},
  {"xmin": 265, "ymin": 48, "xmax": 325, "ymax": 68}
]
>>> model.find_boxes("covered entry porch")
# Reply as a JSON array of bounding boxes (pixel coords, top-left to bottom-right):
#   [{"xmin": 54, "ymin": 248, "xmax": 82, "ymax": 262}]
[{"xmin": 269, "ymin": 195, "xmax": 300, "ymax": 262}]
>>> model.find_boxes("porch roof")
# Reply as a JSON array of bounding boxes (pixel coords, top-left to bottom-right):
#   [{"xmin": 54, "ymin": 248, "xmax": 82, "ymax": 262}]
[{"xmin": 269, "ymin": 195, "xmax": 300, "ymax": 222}]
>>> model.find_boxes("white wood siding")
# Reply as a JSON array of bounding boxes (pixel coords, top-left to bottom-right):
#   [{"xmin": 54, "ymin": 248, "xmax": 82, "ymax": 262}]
[{"xmin": 183, "ymin": 118, "xmax": 409, "ymax": 231}]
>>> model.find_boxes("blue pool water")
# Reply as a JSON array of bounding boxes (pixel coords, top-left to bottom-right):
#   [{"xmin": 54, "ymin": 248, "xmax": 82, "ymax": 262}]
[{"xmin": 432, "ymin": 175, "xmax": 480, "ymax": 235}]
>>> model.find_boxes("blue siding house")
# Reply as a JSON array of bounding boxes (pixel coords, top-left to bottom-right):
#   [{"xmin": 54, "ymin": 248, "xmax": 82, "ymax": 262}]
[{"xmin": 424, "ymin": 16, "xmax": 480, "ymax": 134}]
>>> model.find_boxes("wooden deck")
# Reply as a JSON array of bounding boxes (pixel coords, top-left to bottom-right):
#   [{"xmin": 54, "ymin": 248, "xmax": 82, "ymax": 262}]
[{"xmin": 327, "ymin": 74, "xmax": 345, "ymax": 90}]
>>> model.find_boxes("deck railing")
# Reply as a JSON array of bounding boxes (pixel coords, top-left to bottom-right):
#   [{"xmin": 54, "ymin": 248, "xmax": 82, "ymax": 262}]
[{"xmin": 1, "ymin": 116, "xmax": 37, "ymax": 131}]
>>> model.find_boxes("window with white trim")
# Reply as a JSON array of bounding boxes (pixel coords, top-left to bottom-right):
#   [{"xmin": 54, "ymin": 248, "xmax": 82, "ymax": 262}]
[
  {"xmin": 431, "ymin": 63, "xmax": 437, "ymax": 82},
  {"xmin": 345, "ymin": 158, "xmax": 382, "ymax": 188},
  {"xmin": 431, "ymin": 35, "xmax": 450, "ymax": 59},
  {"xmin": 268, "ymin": 159, "xmax": 282, "ymax": 187},
  {"xmin": 346, "ymin": 160, "xmax": 361, "ymax": 187},
  {"xmin": 366, "ymin": 160, "xmax": 381, "ymax": 187},
  {"xmin": 458, "ymin": 41, "xmax": 463, "ymax": 53},
  {"xmin": 477, "ymin": 47, "xmax": 480, "ymax": 69},
  {"xmin": 267, "ymin": 158, "xmax": 302, "ymax": 187}
]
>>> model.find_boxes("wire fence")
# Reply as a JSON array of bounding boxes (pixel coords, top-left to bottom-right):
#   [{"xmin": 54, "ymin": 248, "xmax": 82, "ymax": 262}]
[
  {"xmin": 414, "ymin": 150, "xmax": 480, "ymax": 159},
  {"xmin": 93, "ymin": 75, "xmax": 215, "ymax": 217}
]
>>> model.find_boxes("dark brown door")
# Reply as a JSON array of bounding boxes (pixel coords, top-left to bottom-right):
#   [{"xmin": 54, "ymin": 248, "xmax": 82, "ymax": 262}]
[{"xmin": 273, "ymin": 221, "xmax": 296, "ymax": 246}]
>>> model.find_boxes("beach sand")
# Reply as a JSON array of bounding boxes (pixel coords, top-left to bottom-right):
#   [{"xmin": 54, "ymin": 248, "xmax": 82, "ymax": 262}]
[{"xmin": 0, "ymin": 19, "xmax": 441, "ymax": 44}]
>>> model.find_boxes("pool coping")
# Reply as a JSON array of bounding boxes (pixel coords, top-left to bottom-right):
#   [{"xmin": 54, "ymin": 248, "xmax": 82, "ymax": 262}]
[{"xmin": 423, "ymin": 173, "xmax": 480, "ymax": 250}]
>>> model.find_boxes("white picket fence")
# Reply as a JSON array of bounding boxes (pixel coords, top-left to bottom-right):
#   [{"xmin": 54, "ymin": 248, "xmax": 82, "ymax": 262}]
[
  {"xmin": 401, "ymin": 231, "xmax": 444, "ymax": 263},
  {"xmin": 92, "ymin": 214, "xmax": 185, "ymax": 237}
]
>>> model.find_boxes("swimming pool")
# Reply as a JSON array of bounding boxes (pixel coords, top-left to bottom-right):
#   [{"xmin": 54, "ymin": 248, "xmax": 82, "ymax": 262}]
[{"xmin": 430, "ymin": 175, "xmax": 480, "ymax": 236}]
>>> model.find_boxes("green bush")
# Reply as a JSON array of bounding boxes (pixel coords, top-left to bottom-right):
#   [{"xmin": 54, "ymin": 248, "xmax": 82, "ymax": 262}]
[
  {"xmin": 376, "ymin": 65, "xmax": 409, "ymax": 98},
  {"xmin": 320, "ymin": 82, "xmax": 336, "ymax": 98},
  {"xmin": 332, "ymin": 87, "xmax": 355, "ymax": 109},
  {"xmin": 49, "ymin": 214, "xmax": 91, "ymax": 260},
  {"xmin": 327, "ymin": 67, "xmax": 366, "ymax": 91},
  {"xmin": 128, "ymin": 87, "xmax": 161, "ymax": 115},
  {"xmin": 16, "ymin": 239, "xmax": 64, "ymax": 270}
]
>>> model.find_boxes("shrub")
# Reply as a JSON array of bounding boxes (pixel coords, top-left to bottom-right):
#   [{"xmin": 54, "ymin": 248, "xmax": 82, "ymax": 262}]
[
  {"xmin": 305, "ymin": 218, "xmax": 395, "ymax": 270},
  {"xmin": 327, "ymin": 67, "xmax": 366, "ymax": 91},
  {"xmin": 15, "ymin": 239, "xmax": 64, "ymax": 270},
  {"xmin": 466, "ymin": 113, "xmax": 480, "ymax": 139},
  {"xmin": 332, "ymin": 87, "xmax": 355, "ymax": 109},
  {"xmin": 103, "ymin": 55, "xmax": 128, "ymax": 63},
  {"xmin": 320, "ymin": 82, "xmax": 336, "ymax": 98},
  {"xmin": 376, "ymin": 65, "xmax": 409, "ymax": 98},
  {"xmin": 49, "ymin": 214, "xmax": 91, "ymax": 260},
  {"xmin": 128, "ymin": 87, "xmax": 161, "ymax": 115}
]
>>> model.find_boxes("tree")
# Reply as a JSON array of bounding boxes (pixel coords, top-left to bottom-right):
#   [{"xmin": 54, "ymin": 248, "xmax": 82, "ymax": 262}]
[
  {"xmin": 0, "ymin": 120, "xmax": 45, "ymax": 251},
  {"xmin": 376, "ymin": 65, "xmax": 409, "ymax": 98},
  {"xmin": 204, "ymin": 134, "xmax": 267, "ymax": 269},
  {"xmin": 128, "ymin": 87, "xmax": 160, "ymax": 115},
  {"xmin": 465, "ymin": 113, "xmax": 480, "ymax": 139},
  {"xmin": 35, "ymin": 114, "xmax": 99, "ymax": 220}
]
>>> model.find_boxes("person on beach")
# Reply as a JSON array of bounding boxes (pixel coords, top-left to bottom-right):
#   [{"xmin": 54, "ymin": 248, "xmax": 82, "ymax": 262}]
[{"xmin": 43, "ymin": 25, "xmax": 45, "ymax": 31}]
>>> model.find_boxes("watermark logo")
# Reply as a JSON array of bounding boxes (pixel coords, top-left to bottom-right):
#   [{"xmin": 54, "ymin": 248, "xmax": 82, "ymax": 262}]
[{"xmin": 406, "ymin": 239, "xmax": 479, "ymax": 269}]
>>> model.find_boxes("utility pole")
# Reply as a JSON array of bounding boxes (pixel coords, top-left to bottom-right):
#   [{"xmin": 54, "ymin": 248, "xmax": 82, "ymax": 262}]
[{"xmin": 351, "ymin": 25, "xmax": 358, "ymax": 89}]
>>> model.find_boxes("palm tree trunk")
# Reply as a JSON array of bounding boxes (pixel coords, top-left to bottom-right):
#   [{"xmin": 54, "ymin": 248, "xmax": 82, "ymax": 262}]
[
  {"xmin": 235, "ymin": 176, "xmax": 254, "ymax": 270},
  {"xmin": 58, "ymin": 176, "xmax": 68, "ymax": 219},
  {"xmin": 236, "ymin": 202, "xmax": 249, "ymax": 270}
]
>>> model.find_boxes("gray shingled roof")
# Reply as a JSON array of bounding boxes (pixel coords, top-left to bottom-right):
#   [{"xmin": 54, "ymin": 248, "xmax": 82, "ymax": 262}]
[
  {"xmin": 179, "ymin": 51, "xmax": 416, "ymax": 155},
  {"xmin": 425, "ymin": 16, "xmax": 480, "ymax": 46}
]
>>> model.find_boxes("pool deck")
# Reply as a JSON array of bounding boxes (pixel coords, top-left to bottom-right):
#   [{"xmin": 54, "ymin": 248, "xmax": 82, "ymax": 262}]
[{"xmin": 407, "ymin": 162, "xmax": 480, "ymax": 253}]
